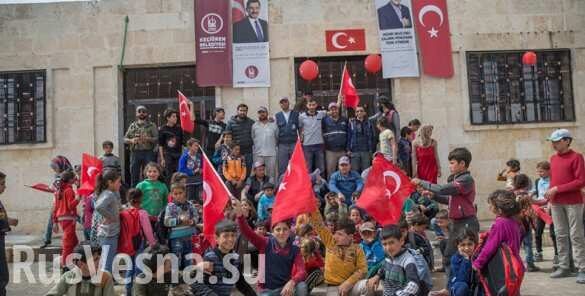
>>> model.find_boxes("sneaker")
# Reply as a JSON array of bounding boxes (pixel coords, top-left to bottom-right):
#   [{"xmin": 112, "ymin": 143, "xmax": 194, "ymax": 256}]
[
  {"xmin": 527, "ymin": 263, "xmax": 540, "ymax": 272},
  {"xmin": 577, "ymin": 272, "xmax": 585, "ymax": 284},
  {"xmin": 534, "ymin": 252, "xmax": 544, "ymax": 262},
  {"xmin": 553, "ymin": 255, "xmax": 559, "ymax": 265},
  {"xmin": 550, "ymin": 268, "xmax": 572, "ymax": 279},
  {"xmin": 39, "ymin": 241, "xmax": 51, "ymax": 249}
]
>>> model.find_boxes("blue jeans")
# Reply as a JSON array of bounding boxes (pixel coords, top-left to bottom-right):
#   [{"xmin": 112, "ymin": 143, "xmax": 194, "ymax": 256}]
[
  {"xmin": 98, "ymin": 235, "xmax": 119, "ymax": 273},
  {"xmin": 43, "ymin": 213, "xmax": 53, "ymax": 244},
  {"xmin": 130, "ymin": 150, "xmax": 155, "ymax": 187},
  {"xmin": 450, "ymin": 282, "xmax": 470, "ymax": 296},
  {"xmin": 124, "ymin": 244, "xmax": 144, "ymax": 296},
  {"xmin": 170, "ymin": 236, "xmax": 193, "ymax": 270},
  {"xmin": 260, "ymin": 281, "xmax": 308, "ymax": 296},
  {"xmin": 303, "ymin": 145, "xmax": 325, "ymax": 176},
  {"xmin": 523, "ymin": 227, "xmax": 534, "ymax": 264}
]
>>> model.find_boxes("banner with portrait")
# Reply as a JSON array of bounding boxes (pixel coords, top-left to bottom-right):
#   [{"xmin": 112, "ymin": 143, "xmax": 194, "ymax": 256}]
[
  {"xmin": 374, "ymin": 0, "xmax": 420, "ymax": 78},
  {"xmin": 232, "ymin": 0, "xmax": 271, "ymax": 87},
  {"xmin": 195, "ymin": 0, "xmax": 232, "ymax": 86}
]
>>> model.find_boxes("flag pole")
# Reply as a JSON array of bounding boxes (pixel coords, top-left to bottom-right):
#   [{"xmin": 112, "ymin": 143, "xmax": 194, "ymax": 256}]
[{"xmin": 337, "ymin": 61, "xmax": 347, "ymax": 117}]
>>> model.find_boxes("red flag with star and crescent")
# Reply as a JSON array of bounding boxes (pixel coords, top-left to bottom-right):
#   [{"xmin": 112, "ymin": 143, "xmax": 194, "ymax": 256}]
[
  {"xmin": 177, "ymin": 91, "xmax": 195, "ymax": 133},
  {"xmin": 357, "ymin": 154, "xmax": 415, "ymax": 226},
  {"xmin": 231, "ymin": 0, "xmax": 245, "ymax": 22},
  {"xmin": 412, "ymin": 0, "xmax": 454, "ymax": 78},
  {"xmin": 202, "ymin": 151, "xmax": 231, "ymax": 245},
  {"xmin": 340, "ymin": 65, "xmax": 360, "ymax": 109},
  {"xmin": 78, "ymin": 153, "xmax": 103, "ymax": 197},
  {"xmin": 271, "ymin": 139, "xmax": 317, "ymax": 227}
]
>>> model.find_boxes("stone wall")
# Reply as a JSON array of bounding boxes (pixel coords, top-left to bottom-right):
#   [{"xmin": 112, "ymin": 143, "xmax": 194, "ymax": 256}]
[{"xmin": 0, "ymin": 0, "xmax": 583, "ymax": 233}]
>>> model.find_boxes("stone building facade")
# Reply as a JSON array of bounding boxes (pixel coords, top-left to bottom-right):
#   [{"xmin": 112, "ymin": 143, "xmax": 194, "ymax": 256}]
[{"xmin": 0, "ymin": 0, "xmax": 583, "ymax": 233}]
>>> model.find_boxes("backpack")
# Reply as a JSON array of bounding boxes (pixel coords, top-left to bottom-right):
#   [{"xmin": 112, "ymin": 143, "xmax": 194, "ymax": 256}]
[
  {"xmin": 408, "ymin": 232, "xmax": 434, "ymax": 271},
  {"xmin": 478, "ymin": 243, "xmax": 524, "ymax": 296},
  {"xmin": 406, "ymin": 248, "xmax": 433, "ymax": 290},
  {"xmin": 118, "ymin": 208, "xmax": 143, "ymax": 256}
]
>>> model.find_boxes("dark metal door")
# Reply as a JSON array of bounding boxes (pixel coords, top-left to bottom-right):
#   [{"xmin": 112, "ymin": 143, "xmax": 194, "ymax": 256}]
[{"xmin": 123, "ymin": 66, "xmax": 215, "ymax": 183}]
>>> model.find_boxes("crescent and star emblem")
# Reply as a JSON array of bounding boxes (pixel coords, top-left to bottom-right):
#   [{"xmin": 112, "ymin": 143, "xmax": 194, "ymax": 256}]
[
  {"xmin": 278, "ymin": 164, "xmax": 292, "ymax": 192},
  {"xmin": 202, "ymin": 181, "xmax": 212, "ymax": 208},
  {"xmin": 382, "ymin": 170, "xmax": 402, "ymax": 200},
  {"xmin": 417, "ymin": 4, "xmax": 444, "ymax": 38},
  {"xmin": 87, "ymin": 166, "xmax": 99, "ymax": 178}
]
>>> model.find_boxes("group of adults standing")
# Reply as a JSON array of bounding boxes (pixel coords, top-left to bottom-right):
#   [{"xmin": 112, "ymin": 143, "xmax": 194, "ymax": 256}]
[{"xmin": 123, "ymin": 94, "xmax": 442, "ymax": 189}]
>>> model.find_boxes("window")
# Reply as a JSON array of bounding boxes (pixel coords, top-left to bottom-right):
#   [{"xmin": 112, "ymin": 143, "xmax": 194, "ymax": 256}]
[
  {"xmin": 0, "ymin": 70, "xmax": 46, "ymax": 145},
  {"xmin": 466, "ymin": 49, "xmax": 574, "ymax": 125},
  {"xmin": 294, "ymin": 56, "xmax": 391, "ymax": 116}
]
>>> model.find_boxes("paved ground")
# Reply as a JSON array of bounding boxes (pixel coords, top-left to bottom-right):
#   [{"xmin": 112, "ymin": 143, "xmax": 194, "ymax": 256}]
[{"xmin": 5, "ymin": 226, "xmax": 584, "ymax": 296}]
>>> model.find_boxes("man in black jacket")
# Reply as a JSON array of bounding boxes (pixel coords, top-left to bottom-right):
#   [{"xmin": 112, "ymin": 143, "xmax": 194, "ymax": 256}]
[{"xmin": 226, "ymin": 104, "xmax": 255, "ymax": 174}]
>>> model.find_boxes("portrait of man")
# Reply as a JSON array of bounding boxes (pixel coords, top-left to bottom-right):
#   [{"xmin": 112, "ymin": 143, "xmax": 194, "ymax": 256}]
[
  {"xmin": 377, "ymin": 0, "xmax": 412, "ymax": 30},
  {"xmin": 233, "ymin": 0, "xmax": 269, "ymax": 43}
]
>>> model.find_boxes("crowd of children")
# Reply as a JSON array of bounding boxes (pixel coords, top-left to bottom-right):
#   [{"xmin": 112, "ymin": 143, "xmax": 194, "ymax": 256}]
[{"xmin": 1, "ymin": 111, "xmax": 584, "ymax": 296}]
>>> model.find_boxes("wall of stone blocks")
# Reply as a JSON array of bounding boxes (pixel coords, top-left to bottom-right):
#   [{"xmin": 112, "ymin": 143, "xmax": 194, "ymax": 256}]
[{"xmin": 0, "ymin": 0, "xmax": 583, "ymax": 232}]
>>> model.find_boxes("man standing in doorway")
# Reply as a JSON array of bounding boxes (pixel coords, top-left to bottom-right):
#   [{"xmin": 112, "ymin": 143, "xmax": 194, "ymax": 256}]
[
  {"xmin": 322, "ymin": 102, "xmax": 349, "ymax": 178},
  {"xmin": 299, "ymin": 98, "xmax": 326, "ymax": 176},
  {"xmin": 275, "ymin": 97, "xmax": 299, "ymax": 177},
  {"xmin": 226, "ymin": 104, "xmax": 255, "ymax": 173},
  {"xmin": 194, "ymin": 107, "xmax": 226, "ymax": 156},
  {"xmin": 251, "ymin": 106, "xmax": 279, "ymax": 182},
  {"xmin": 545, "ymin": 129, "xmax": 585, "ymax": 284},
  {"xmin": 124, "ymin": 105, "xmax": 158, "ymax": 187}
]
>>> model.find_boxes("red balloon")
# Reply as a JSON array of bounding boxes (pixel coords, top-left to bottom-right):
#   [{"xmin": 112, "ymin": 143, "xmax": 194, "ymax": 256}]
[
  {"xmin": 364, "ymin": 54, "xmax": 382, "ymax": 74},
  {"xmin": 522, "ymin": 51, "xmax": 537, "ymax": 66},
  {"xmin": 299, "ymin": 60, "xmax": 319, "ymax": 81}
]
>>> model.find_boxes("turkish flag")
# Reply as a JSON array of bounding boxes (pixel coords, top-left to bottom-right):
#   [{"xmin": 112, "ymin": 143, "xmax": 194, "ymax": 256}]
[
  {"xmin": 271, "ymin": 139, "xmax": 317, "ymax": 227},
  {"xmin": 25, "ymin": 183, "xmax": 55, "ymax": 194},
  {"xmin": 340, "ymin": 65, "xmax": 360, "ymax": 109},
  {"xmin": 412, "ymin": 0, "xmax": 454, "ymax": 78},
  {"xmin": 202, "ymin": 151, "xmax": 231, "ymax": 245},
  {"xmin": 177, "ymin": 91, "xmax": 195, "ymax": 133},
  {"xmin": 78, "ymin": 153, "xmax": 103, "ymax": 196},
  {"xmin": 357, "ymin": 154, "xmax": 415, "ymax": 226},
  {"xmin": 232, "ymin": 0, "xmax": 245, "ymax": 23},
  {"xmin": 325, "ymin": 29, "xmax": 366, "ymax": 52}
]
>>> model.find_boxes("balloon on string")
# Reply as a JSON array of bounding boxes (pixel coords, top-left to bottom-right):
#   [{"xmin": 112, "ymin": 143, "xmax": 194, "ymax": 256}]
[
  {"xmin": 522, "ymin": 51, "xmax": 537, "ymax": 66},
  {"xmin": 364, "ymin": 54, "xmax": 382, "ymax": 74},
  {"xmin": 299, "ymin": 60, "xmax": 319, "ymax": 81}
]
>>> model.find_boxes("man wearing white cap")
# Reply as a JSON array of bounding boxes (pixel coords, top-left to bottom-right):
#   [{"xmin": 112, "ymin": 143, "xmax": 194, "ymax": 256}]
[
  {"xmin": 328, "ymin": 156, "xmax": 364, "ymax": 205},
  {"xmin": 545, "ymin": 129, "xmax": 585, "ymax": 283},
  {"xmin": 252, "ymin": 106, "xmax": 279, "ymax": 182}
]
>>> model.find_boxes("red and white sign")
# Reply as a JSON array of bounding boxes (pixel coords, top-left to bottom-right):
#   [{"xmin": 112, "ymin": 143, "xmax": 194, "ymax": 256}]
[
  {"xmin": 412, "ymin": 0, "xmax": 454, "ymax": 78},
  {"xmin": 325, "ymin": 29, "xmax": 366, "ymax": 52}
]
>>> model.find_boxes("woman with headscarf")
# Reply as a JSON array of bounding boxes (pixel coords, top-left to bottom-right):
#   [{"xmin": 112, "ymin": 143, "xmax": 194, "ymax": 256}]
[
  {"xmin": 412, "ymin": 125, "xmax": 441, "ymax": 183},
  {"xmin": 41, "ymin": 155, "xmax": 74, "ymax": 248}
]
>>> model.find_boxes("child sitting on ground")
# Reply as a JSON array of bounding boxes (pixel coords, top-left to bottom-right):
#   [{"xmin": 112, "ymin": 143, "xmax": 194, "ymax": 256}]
[
  {"xmin": 366, "ymin": 225, "xmax": 425, "ymax": 296},
  {"xmin": 257, "ymin": 182, "xmax": 276, "ymax": 221},
  {"xmin": 358, "ymin": 221, "xmax": 385, "ymax": 276},
  {"xmin": 406, "ymin": 212, "xmax": 434, "ymax": 271},
  {"xmin": 301, "ymin": 238, "xmax": 325, "ymax": 293},
  {"xmin": 431, "ymin": 209, "xmax": 450, "ymax": 272},
  {"xmin": 203, "ymin": 219, "xmax": 240, "ymax": 296},
  {"xmin": 46, "ymin": 243, "xmax": 115, "ymax": 296},
  {"xmin": 430, "ymin": 230, "xmax": 478, "ymax": 296},
  {"xmin": 222, "ymin": 143, "xmax": 247, "ymax": 197},
  {"xmin": 309, "ymin": 211, "xmax": 368, "ymax": 295}
]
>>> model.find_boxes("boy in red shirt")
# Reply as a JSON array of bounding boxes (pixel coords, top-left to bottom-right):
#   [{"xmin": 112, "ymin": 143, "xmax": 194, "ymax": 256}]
[{"xmin": 545, "ymin": 129, "xmax": 585, "ymax": 283}]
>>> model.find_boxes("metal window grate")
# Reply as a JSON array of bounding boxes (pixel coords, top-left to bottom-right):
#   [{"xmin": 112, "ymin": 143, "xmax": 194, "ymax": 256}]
[
  {"xmin": 294, "ymin": 56, "xmax": 391, "ymax": 116},
  {"xmin": 466, "ymin": 49, "xmax": 575, "ymax": 125},
  {"xmin": 0, "ymin": 70, "xmax": 46, "ymax": 145}
]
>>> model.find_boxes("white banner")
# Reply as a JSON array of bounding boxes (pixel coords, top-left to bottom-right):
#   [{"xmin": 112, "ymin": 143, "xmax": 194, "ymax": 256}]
[
  {"xmin": 374, "ymin": 0, "xmax": 420, "ymax": 78},
  {"xmin": 232, "ymin": 0, "xmax": 270, "ymax": 87}
]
